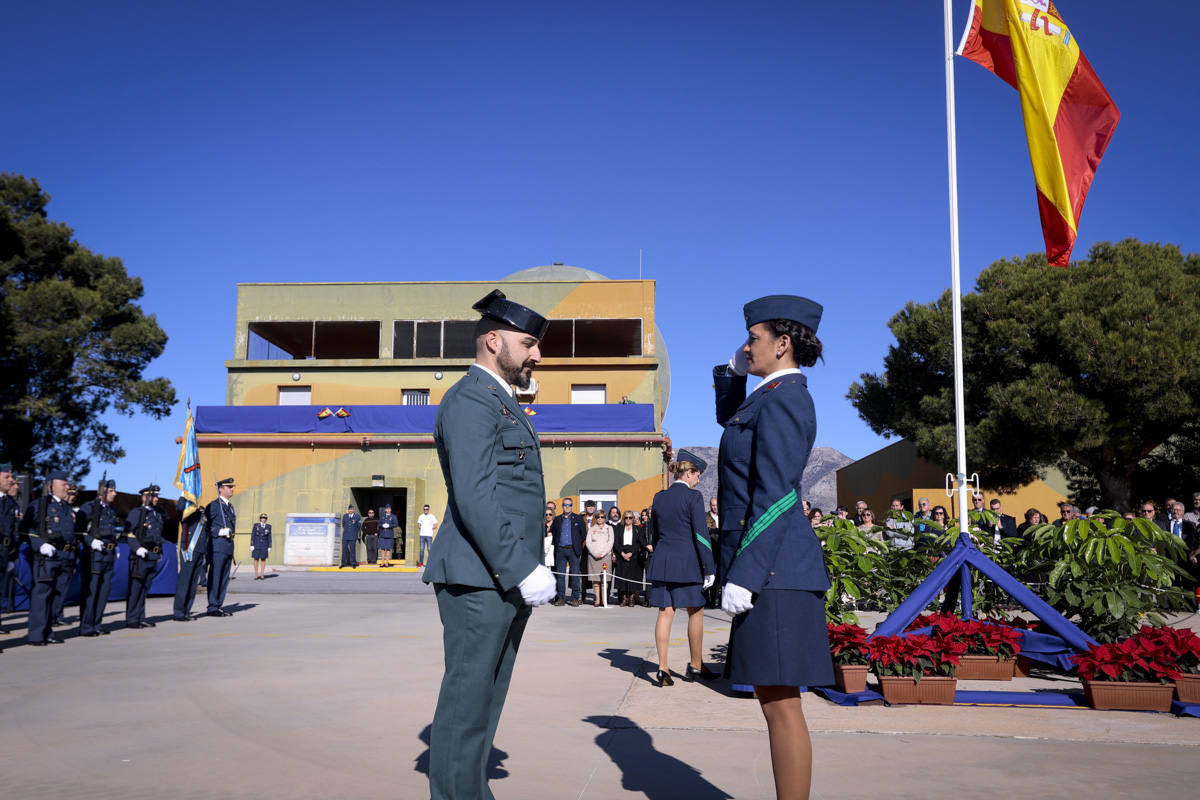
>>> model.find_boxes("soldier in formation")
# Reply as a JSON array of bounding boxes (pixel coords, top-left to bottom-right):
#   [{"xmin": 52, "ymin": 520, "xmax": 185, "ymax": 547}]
[
  {"xmin": 77, "ymin": 479, "xmax": 120, "ymax": 636},
  {"xmin": 125, "ymin": 484, "xmax": 166, "ymax": 628}
]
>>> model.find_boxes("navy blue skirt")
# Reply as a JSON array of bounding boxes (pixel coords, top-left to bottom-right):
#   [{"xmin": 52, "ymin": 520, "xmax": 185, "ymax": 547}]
[
  {"xmin": 649, "ymin": 580, "xmax": 705, "ymax": 609},
  {"xmin": 378, "ymin": 536, "xmax": 395, "ymax": 549},
  {"xmin": 725, "ymin": 588, "xmax": 834, "ymax": 687},
  {"xmin": 251, "ymin": 545, "xmax": 270, "ymax": 560}
]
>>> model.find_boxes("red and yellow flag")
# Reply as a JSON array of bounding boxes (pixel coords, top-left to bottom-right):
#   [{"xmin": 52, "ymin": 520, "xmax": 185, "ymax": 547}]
[{"xmin": 957, "ymin": 0, "xmax": 1119, "ymax": 266}]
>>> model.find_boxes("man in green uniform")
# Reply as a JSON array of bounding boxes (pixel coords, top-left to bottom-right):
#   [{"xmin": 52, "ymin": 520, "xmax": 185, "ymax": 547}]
[{"xmin": 421, "ymin": 290, "xmax": 557, "ymax": 800}]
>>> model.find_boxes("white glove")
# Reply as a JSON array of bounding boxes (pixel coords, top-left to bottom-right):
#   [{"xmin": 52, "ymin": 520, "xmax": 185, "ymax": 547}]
[
  {"xmin": 39, "ymin": 542, "xmax": 56, "ymax": 557},
  {"xmin": 728, "ymin": 346, "xmax": 749, "ymax": 377},
  {"xmin": 703, "ymin": 574, "xmax": 715, "ymax": 589},
  {"xmin": 382, "ymin": 523, "xmax": 390, "ymax": 529},
  {"xmin": 136, "ymin": 546, "xmax": 148, "ymax": 558},
  {"xmin": 721, "ymin": 582, "xmax": 754, "ymax": 615},
  {"xmin": 91, "ymin": 539, "xmax": 103, "ymax": 551},
  {"xmin": 518, "ymin": 564, "xmax": 557, "ymax": 607},
  {"xmin": 219, "ymin": 527, "xmax": 232, "ymax": 538}
]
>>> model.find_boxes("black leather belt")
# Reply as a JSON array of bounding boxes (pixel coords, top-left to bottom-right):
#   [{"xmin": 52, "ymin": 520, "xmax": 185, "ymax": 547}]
[{"xmin": 102, "ymin": 541, "xmax": 117, "ymax": 552}]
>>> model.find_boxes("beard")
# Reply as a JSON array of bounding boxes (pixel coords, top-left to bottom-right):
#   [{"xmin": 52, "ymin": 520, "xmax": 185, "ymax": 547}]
[{"xmin": 497, "ymin": 340, "xmax": 536, "ymax": 389}]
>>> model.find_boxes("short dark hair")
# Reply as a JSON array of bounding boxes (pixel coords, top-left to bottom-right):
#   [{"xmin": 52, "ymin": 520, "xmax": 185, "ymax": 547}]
[{"xmin": 763, "ymin": 318, "xmax": 823, "ymax": 367}]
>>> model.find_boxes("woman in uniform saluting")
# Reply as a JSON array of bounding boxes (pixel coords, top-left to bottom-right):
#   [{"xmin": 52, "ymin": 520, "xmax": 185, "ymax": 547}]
[
  {"xmin": 714, "ymin": 295, "xmax": 833, "ymax": 800},
  {"xmin": 644, "ymin": 449, "xmax": 717, "ymax": 687}
]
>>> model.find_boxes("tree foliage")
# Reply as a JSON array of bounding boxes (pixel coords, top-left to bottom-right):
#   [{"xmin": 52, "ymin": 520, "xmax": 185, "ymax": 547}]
[
  {"xmin": 0, "ymin": 173, "xmax": 176, "ymax": 479},
  {"xmin": 848, "ymin": 239, "xmax": 1200, "ymax": 510}
]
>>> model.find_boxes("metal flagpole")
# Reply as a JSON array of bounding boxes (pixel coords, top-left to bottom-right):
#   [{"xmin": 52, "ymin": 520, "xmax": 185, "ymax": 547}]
[{"xmin": 942, "ymin": 0, "xmax": 973, "ymax": 540}]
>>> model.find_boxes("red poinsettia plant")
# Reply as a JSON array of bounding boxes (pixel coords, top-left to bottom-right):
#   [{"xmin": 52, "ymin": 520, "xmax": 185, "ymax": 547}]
[
  {"xmin": 1071, "ymin": 628, "xmax": 1183, "ymax": 684},
  {"xmin": 867, "ymin": 632, "xmax": 967, "ymax": 681},
  {"xmin": 1133, "ymin": 625, "xmax": 1200, "ymax": 676},
  {"xmin": 904, "ymin": 612, "xmax": 960, "ymax": 632},
  {"xmin": 933, "ymin": 618, "xmax": 1023, "ymax": 659},
  {"xmin": 827, "ymin": 623, "xmax": 870, "ymax": 665}
]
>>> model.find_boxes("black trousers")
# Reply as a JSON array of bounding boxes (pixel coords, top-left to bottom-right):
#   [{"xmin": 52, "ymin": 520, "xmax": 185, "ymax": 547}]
[
  {"xmin": 174, "ymin": 550, "xmax": 207, "ymax": 618},
  {"xmin": 340, "ymin": 539, "xmax": 358, "ymax": 567},
  {"xmin": 51, "ymin": 552, "xmax": 77, "ymax": 621},
  {"xmin": 81, "ymin": 551, "xmax": 115, "ymax": 634}
]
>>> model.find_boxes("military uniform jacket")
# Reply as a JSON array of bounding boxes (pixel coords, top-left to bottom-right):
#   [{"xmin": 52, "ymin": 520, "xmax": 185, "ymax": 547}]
[
  {"xmin": 0, "ymin": 493, "xmax": 19, "ymax": 555},
  {"xmin": 422, "ymin": 365, "xmax": 545, "ymax": 592},
  {"xmin": 341, "ymin": 513, "xmax": 361, "ymax": 541},
  {"xmin": 251, "ymin": 523, "xmax": 272, "ymax": 550},
  {"xmin": 79, "ymin": 500, "xmax": 121, "ymax": 550},
  {"xmin": 714, "ymin": 366, "xmax": 831, "ymax": 594},
  {"xmin": 205, "ymin": 498, "xmax": 236, "ymax": 556},
  {"xmin": 24, "ymin": 495, "xmax": 77, "ymax": 554},
  {"xmin": 126, "ymin": 505, "xmax": 165, "ymax": 558},
  {"xmin": 378, "ymin": 513, "xmax": 398, "ymax": 544},
  {"xmin": 645, "ymin": 482, "xmax": 715, "ymax": 584}
]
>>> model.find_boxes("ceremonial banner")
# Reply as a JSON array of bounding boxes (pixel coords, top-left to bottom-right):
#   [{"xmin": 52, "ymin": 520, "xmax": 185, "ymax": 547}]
[
  {"xmin": 173, "ymin": 404, "xmax": 202, "ymax": 520},
  {"xmin": 957, "ymin": 0, "xmax": 1119, "ymax": 266}
]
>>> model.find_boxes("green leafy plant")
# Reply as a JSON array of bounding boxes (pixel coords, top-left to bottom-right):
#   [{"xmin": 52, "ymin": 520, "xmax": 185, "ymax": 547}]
[
  {"xmin": 1019, "ymin": 513, "xmax": 1192, "ymax": 642},
  {"xmin": 817, "ymin": 517, "xmax": 889, "ymax": 623}
]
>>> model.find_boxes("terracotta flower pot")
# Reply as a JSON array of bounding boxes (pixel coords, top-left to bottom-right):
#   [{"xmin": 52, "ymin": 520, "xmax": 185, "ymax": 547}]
[
  {"xmin": 955, "ymin": 654, "xmax": 1015, "ymax": 681},
  {"xmin": 1082, "ymin": 679, "xmax": 1175, "ymax": 712},
  {"xmin": 877, "ymin": 675, "xmax": 957, "ymax": 705},
  {"xmin": 833, "ymin": 663, "xmax": 869, "ymax": 694},
  {"xmin": 1014, "ymin": 655, "xmax": 1034, "ymax": 678},
  {"xmin": 1174, "ymin": 673, "xmax": 1200, "ymax": 704}
]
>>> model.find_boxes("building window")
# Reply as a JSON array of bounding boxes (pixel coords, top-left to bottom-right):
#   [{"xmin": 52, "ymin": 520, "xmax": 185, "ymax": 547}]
[
  {"xmin": 403, "ymin": 389, "xmax": 430, "ymax": 406},
  {"xmin": 391, "ymin": 318, "xmax": 642, "ymax": 359},
  {"xmin": 574, "ymin": 319, "xmax": 642, "ymax": 357},
  {"xmin": 248, "ymin": 321, "xmax": 380, "ymax": 360},
  {"xmin": 571, "ymin": 384, "xmax": 606, "ymax": 404},
  {"xmin": 579, "ymin": 491, "xmax": 618, "ymax": 516},
  {"xmin": 278, "ymin": 386, "xmax": 312, "ymax": 405},
  {"xmin": 395, "ymin": 321, "xmax": 478, "ymax": 359}
]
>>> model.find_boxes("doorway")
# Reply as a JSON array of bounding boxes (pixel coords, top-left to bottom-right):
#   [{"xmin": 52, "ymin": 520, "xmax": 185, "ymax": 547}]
[{"xmin": 351, "ymin": 487, "xmax": 408, "ymax": 560}]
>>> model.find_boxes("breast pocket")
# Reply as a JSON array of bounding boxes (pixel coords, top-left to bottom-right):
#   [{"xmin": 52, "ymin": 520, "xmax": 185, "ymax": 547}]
[{"xmin": 498, "ymin": 427, "xmax": 530, "ymax": 480}]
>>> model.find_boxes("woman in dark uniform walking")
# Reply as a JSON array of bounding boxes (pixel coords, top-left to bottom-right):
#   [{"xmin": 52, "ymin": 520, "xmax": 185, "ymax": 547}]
[
  {"xmin": 714, "ymin": 295, "xmax": 833, "ymax": 800},
  {"xmin": 645, "ymin": 449, "xmax": 717, "ymax": 687}
]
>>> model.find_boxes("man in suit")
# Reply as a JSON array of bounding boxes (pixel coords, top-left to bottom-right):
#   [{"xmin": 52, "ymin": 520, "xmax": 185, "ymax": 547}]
[
  {"xmin": 989, "ymin": 498, "xmax": 1019, "ymax": 543},
  {"xmin": 340, "ymin": 504, "xmax": 361, "ymax": 568},
  {"xmin": 550, "ymin": 497, "xmax": 587, "ymax": 606},
  {"xmin": 23, "ymin": 470, "xmax": 75, "ymax": 645},
  {"xmin": 173, "ymin": 497, "xmax": 207, "ymax": 621},
  {"xmin": 77, "ymin": 479, "xmax": 120, "ymax": 636},
  {"xmin": 205, "ymin": 477, "xmax": 237, "ymax": 616},
  {"xmin": 421, "ymin": 289, "xmax": 556, "ymax": 800},
  {"xmin": 125, "ymin": 484, "xmax": 166, "ymax": 628}
]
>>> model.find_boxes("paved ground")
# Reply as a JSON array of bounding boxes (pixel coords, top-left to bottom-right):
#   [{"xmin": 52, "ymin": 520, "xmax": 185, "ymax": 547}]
[{"xmin": 1, "ymin": 571, "xmax": 1196, "ymax": 799}]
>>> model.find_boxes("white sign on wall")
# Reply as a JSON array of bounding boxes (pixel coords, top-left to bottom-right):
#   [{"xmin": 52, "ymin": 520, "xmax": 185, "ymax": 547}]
[{"xmin": 284, "ymin": 513, "xmax": 339, "ymax": 566}]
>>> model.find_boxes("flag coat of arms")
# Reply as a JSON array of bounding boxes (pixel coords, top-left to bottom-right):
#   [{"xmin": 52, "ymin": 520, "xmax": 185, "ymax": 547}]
[{"xmin": 957, "ymin": 0, "xmax": 1119, "ymax": 266}]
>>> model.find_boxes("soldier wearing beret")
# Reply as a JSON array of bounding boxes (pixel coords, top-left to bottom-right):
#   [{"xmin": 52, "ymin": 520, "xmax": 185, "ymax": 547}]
[
  {"xmin": 421, "ymin": 290, "xmax": 557, "ymax": 800},
  {"xmin": 715, "ymin": 294, "xmax": 834, "ymax": 800},
  {"xmin": 205, "ymin": 477, "xmax": 237, "ymax": 616},
  {"xmin": 77, "ymin": 479, "xmax": 121, "ymax": 636},
  {"xmin": 125, "ymin": 484, "xmax": 165, "ymax": 628},
  {"xmin": 22, "ymin": 470, "xmax": 75, "ymax": 645},
  {"xmin": 0, "ymin": 463, "xmax": 18, "ymax": 635}
]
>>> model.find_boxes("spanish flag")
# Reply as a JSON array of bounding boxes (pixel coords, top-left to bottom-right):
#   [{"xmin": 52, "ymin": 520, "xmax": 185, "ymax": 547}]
[{"xmin": 957, "ymin": 0, "xmax": 1119, "ymax": 266}]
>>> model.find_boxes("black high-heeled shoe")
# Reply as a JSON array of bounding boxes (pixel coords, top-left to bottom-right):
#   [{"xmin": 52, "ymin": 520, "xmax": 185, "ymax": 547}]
[
  {"xmin": 655, "ymin": 670, "xmax": 675, "ymax": 687},
  {"xmin": 686, "ymin": 663, "xmax": 718, "ymax": 681}
]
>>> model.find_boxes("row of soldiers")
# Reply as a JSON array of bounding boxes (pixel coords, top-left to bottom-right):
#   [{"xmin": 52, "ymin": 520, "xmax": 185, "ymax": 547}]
[{"xmin": 0, "ymin": 463, "xmax": 240, "ymax": 648}]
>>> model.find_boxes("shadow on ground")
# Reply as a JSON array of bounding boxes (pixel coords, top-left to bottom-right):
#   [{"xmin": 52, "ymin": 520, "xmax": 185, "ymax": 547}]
[
  {"xmin": 584, "ymin": 715, "xmax": 733, "ymax": 799},
  {"xmin": 413, "ymin": 723, "xmax": 510, "ymax": 780}
]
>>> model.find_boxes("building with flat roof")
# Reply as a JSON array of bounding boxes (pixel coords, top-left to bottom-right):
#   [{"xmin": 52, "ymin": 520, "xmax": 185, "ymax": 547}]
[{"xmin": 194, "ymin": 265, "xmax": 670, "ymax": 564}]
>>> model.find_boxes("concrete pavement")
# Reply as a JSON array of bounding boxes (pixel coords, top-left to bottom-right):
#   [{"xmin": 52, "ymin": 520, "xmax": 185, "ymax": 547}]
[{"xmin": 0, "ymin": 575, "xmax": 1196, "ymax": 799}]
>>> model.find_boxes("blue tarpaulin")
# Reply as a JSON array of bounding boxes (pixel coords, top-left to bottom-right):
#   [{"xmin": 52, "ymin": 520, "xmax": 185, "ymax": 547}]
[
  {"xmin": 196, "ymin": 403, "xmax": 655, "ymax": 434},
  {"xmin": 4, "ymin": 542, "xmax": 178, "ymax": 612}
]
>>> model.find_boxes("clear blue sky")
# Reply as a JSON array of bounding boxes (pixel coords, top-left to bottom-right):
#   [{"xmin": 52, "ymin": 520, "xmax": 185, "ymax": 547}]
[{"xmin": 5, "ymin": 1, "xmax": 1197, "ymax": 492}]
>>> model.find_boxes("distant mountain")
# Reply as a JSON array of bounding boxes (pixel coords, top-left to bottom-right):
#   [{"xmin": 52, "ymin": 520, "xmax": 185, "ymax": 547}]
[{"xmin": 682, "ymin": 445, "xmax": 852, "ymax": 514}]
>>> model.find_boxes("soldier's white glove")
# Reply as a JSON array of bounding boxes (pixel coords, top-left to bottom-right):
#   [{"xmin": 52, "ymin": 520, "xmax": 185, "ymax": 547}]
[
  {"xmin": 728, "ymin": 346, "xmax": 749, "ymax": 377},
  {"xmin": 219, "ymin": 528, "xmax": 232, "ymax": 538},
  {"xmin": 91, "ymin": 539, "xmax": 103, "ymax": 551},
  {"xmin": 39, "ymin": 543, "xmax": 56, "ymax": 557},
  {"xmin": 703, "ymin": 574, "xmax": 715, "ymax": 589},
  {"xmin": 382, "ymin": 523, "xmax": 390, "ymax": 529},
  {"xmin": 136, "ymin": 547, "xmax": 148, "ymax": 558},
  {"xmin": 518, "ymin": 564, "xmax": 557, "ymax": 607},
  {"xmin": 721, "ymin": 582, "xmax": 754, "ymax": 615}
]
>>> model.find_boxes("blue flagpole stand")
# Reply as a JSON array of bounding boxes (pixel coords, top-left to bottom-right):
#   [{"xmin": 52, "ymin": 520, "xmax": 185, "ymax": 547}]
[{"xmin": 871, "ymin": 534, "xmax": 1097, "ymax": 654}]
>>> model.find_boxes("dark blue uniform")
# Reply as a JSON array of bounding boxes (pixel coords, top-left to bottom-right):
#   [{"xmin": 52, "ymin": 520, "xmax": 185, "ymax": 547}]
[
  {"xmin": 250, "ymin": 522, "xmax": 272, "ymax": 560},
  {"xmin": 645, "ymin": 482, "xmax": 715, "ymax": 609},
  {"xmin": 78, "ymin": 498, "xmax": 121, "ymax": 635},
  {"xmin": 173, "ymin": 500, "xmax": 207, "ymax": 620},
  {"xmin": 715, "ymin": 366, "xmax": 834, "ymax": 687},
  {"xmin": 378, "ymin": 512, "xmax": 398, "ymax": 552},
  {"xmin": 125, "ymin": 503, "xmax": 165, "ymax": 626},
  {"xmin": 205, "ymin": 497, "xmax": 236, "ymax": 613},
  {"xmin": 23, "ymin": 494, "xmax": 76, "ymax": 644},
  {"xmin": 51, "ymin": 505, "xmax": 81, "ymax": 625},
  {"xmin": 340, "ymin": 511, "xmax": 360, "ymax": 567},
  {"xmin": 0, "ymin": 493, "xmax": 18, "ymax": 622}
]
